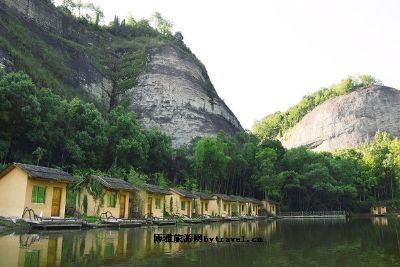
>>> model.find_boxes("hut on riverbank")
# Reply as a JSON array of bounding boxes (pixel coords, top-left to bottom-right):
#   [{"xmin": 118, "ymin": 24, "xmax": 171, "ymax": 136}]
[
  {"xmin": 246, "ymin": 197, "xmax": 264, "ymax": 216},
  {"xmin": 166, "ymin": 188, "xmax": 198, "ymax": 217},
  {"xmin": 230, "ymin": 195, "xmax": 249, "ymax": 216},
  {"xmin": 213, "ymin": 194, "xmax": 234, "ymax": 217},
  {"xmin": 0, "ymin": 163, "xmax": 74, "ymax": 219},
  {"xmin": 262, "ymin": 199, "xmax": 279, "ymax": 216},
  {"xmin": 193, "ymin": 191, "xmax": 217, "ymax": 216},
  {"xmin": 76, "ymin": 175, "xmax": 137, "ymax": 219},
  {"xmin": 134, "ymin": 184, "xmax": 171, "ymax": 218},
  {"xmin": 370, "ymin": 203, "xmax": 387, "ymax": 216}
]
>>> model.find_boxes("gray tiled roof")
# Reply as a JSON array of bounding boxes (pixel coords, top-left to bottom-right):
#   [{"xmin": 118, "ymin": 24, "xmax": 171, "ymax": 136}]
[
  {"xmin": 1, "ymin": 163, "xmax": 74, "ymax": 183},
  {"xmin": 89, "ymin": 175, "xmax": 137, "ymax": 191},
  {"xmin": 245, "ymin": 197, "xmax": 263, "ymax": 205},
  {"xmin": 143, "ymin": 183, "xmax": 171, "ymax": 195},
  {"xmin": 213, "ymin": 194, "xmax": 234, "ymax": 201},
  {"xmin": 193, "ymin": 191, "xmax": 215, "ymax": 200},
  {"xmin": 230, "ymin": 195, "xmax": 250, "ymax": 203},
  {"xmin": 171, "ymin": 188, "xmax": 197, "ymax": 198}
]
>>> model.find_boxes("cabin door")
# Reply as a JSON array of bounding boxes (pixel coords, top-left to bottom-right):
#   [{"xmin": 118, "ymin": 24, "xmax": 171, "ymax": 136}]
[
  {"xmin": 51, "ymin": 187, "xmax": 62, "ymax": 217},
  {"xmin": 201, "ymin": 202, "xmax": 204, "ymax": 215},
  {"xmin": 187, "ymin": 201, "xmax": 190, "ymax": 216},
  {"xmin": 147, "ymin": 197, "xmax": 153, "ymax": 217},
  {"xmin": 119, "ymin": 195, "xmax": 126, "ymax": 218}
]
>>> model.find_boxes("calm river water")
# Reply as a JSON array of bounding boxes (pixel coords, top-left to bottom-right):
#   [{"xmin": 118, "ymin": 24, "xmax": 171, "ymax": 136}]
[{"xmin": 0, "ymin": 218, "xmax": 399, "ymax": 267}]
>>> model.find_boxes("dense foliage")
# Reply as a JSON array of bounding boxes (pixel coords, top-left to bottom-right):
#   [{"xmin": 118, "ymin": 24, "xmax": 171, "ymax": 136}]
[
  {"xmin": 1, "ymin": 70, "xmax": 399, "ymax": 212},
  {"xmin": 0, "ymin": 71, "xmax": 172, "ymax": 179},
  {"xmin": 253, "ymin": 75, "xmax": 380, "ymax": 140}
]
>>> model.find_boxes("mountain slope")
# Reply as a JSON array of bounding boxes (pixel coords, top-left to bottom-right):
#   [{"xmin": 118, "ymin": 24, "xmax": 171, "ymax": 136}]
[
  {"xmin": 0, "ymin": 0, "xmax": 242, "ymax": 147},
  {"xmin": 281, "ymin": 86, "xmax": 400, "ymax": 151}
]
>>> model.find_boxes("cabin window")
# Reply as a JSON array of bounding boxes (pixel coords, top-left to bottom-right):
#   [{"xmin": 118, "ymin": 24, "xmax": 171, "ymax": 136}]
[
  {"xmin": 181, "ymin": 201, "xmax": 186, "ymax": 210},
  {"xmin": 24, "ymin": 250, "xmax": 40, "ymax": 267},
  {"xmin": 155, "ymin": 197, "xmax": 161, "ymax": 209},
  {"xmin": 205, "ymin": 202, "xmax": 209, "ymax": 211},
  {"xmin": 31, "ymin": 186, "xmax": 46, "ymax": 203},
  {"xmin": 223, "ymin": 204, "xmax": 227, "ymax": 211},
  {"xmin": 108, "ymin": 192, "xmax": 117, "ymax": 208}
]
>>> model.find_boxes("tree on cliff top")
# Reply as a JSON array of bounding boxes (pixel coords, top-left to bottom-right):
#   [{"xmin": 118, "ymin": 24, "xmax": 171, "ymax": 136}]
[{"xmin": 151, "ymin": 12, "xmax": 173, "ymax": 35}]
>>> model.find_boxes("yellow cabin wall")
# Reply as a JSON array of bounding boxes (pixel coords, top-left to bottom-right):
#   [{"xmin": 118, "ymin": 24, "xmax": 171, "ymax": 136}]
[
  {"xmin": 76, "ymin": 186, "xmax": 131, "ymax": 219},
  {"xmin": 262, "ymin": 200, "xmax": 277, "ymax": 215},
  {"xmin": 207, "ymin": 197, "xmax": 219, "ymax": 216},
  {"xmin": 216, "ymin": 198, "xmax": 232, "ymax": 217},
  {"xmin": 0, "ymin": 167, "xmax": 28, "ymax": 218},
  {"xmin": 165, "ymin": 192, "xmax": 193, "ymax": 217},
  {"xmin": 194, "ymin": 198, "xmax": 217, "ymax": 216},
  {"xmin": 238, "ymin": 202, "xmax": 247, "ymax": 216},
  {"xmin": 24, "ymin": 178, "xmax": 68, "ymax": 218},
  {"xmin": 0, "ymin": 167, "xmax": 68, "ymax": 218},
  {"xmin": 135, "ymin": 190, "xmax": 166, "ymax": 218}
]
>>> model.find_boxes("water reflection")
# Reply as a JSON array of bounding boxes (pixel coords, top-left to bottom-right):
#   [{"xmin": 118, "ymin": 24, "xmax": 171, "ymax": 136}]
[
  {"xmin": 0, "ymin": 221, "xmax": 277, "ymax": 267},
  {"xmin": 1, "ymin": 219, "xmax": 399, "ymax": 267},
  {"xmin": 371, "ymin": 216, "xmax": 388, "ymax": 226}
]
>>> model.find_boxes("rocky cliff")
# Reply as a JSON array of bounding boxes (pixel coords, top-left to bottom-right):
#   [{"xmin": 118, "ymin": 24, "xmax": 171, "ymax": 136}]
[
  {"xmin": 281, "ymin": 86, "xmax": 400, "ymax": 151},
  {"xmin": 0, "ymin": 0, "xmax": 242, "ymax": 147},
  {"xmin": 127, "ymin": 45, "xmax": 241, "ymax": 147}
]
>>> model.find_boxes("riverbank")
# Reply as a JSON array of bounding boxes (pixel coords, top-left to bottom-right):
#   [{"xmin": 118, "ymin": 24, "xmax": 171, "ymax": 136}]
[
  {"xmin": 0, "ymin": 215, "xmax": 277, "ymax": 232},
  {"xmin": 0, "ymin": 218, "xmax": 30, "ymax": 233}
]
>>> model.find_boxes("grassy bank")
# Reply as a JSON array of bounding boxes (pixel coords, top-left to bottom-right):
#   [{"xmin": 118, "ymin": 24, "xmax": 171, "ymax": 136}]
[{"xmin": 0, "ymin": 218, "xmax": 29, "ymax": 232}]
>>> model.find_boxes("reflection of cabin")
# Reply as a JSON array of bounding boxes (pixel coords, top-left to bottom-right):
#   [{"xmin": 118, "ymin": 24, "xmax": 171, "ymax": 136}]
[
  {"xmin": 0, "ymin": 163, "xmax": 74, "ymax": 219},
  {"xmin": 246, "ymin": 198, "xmax": 263, "ymax": 216},
  {"xmin": 0, "ymin": 233, "xmax": 64, "ymax": 267},
  {"xmin": 135, "ymin": 184, "xmax": 171, "ymax": 218},
  {"xmin": 76, "ymin": 175, "xmax": 136, "ymax": 219},
  {"xmin": 262, "ymin": 199, "xmax": 278, "ymax": 216},
  {"xmin": 213, "ymin": 194, "xmax": 234, "ymax": 217},
  {"xmin": 230, "ymin": 195, "xmax": 249, "ymax": 216},
  {"xmin": 166, "ymin": 188, "xmax": 198, "ymax": 217},
  {"xmin": 370, "ymin": 204, "xmax": 387, "ymax": 216},
  {"xmin": 193, "ymin": 192, "xmax": 217, "ymax": 216}
]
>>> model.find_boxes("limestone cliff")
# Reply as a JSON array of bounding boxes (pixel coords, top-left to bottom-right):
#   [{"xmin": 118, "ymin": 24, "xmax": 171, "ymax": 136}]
[
  {"xmin": 281, "ymin": 86, "xmax": 400, "ymax": 151},
  {"xmin": 127, "ymin": 45, "xmax": 241, "ymax": 147},
  {"xmin": 0, "ymin": 0, "xmax": 242, "ymax": 147}
]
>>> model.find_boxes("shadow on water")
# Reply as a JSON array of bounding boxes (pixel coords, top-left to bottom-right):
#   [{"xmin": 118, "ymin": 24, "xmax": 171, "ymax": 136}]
[{"xmin": 0, "ymin": 218, "xmax": 399, "ymax": 267}]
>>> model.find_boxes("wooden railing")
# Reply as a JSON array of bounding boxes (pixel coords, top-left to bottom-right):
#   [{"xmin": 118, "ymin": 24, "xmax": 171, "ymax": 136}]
[
  {"xmin": 279, "ymin": 211, "xmax": 346, "ymax": 217},
  {"xmin": 22, "ymin": 207, "xmax": 42, "ymax": 221}
]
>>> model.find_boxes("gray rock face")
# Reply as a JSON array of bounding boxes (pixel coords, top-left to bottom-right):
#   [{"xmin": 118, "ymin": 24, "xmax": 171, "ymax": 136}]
[
  {"xmin": 1, "ymin": 0, "xmax": 62, "ymax": 33},
  {"xmin": 281, "ymin": 86, "xmax": 400, "ymax": 151},
  {"xmin": 127, "ymin": 45, "xmax": 242, "ymax": 147}
]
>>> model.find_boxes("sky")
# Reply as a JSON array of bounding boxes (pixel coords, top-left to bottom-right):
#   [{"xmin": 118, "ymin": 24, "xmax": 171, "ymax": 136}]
[{"xmin": 56, "ymin": 0, "xmax": 400, "ymax": 130}]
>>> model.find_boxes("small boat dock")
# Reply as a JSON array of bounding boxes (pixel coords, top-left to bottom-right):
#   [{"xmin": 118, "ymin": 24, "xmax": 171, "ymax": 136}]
[{"xmin": 26, "ymin": 218, "xmax": 83, "ymax": 230}]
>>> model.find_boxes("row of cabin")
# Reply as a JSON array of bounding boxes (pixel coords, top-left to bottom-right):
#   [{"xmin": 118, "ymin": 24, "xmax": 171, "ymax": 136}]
[{"xmin": 0, "ymin": 163, "xmax": 278, "ymax": 219}]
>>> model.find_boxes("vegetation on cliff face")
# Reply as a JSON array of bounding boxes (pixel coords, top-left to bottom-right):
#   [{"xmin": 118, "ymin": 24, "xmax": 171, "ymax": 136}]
[
  {"xmin": 0, "ymin": 0, "xmax": 200, "ymax": 111},
  {"xmin": 253, "ymin": 75, "xmax": 380, "ymax": 140},
  {"xmin": 0, "ymin": 12, "xmax": 75, "ymax": 96}
]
